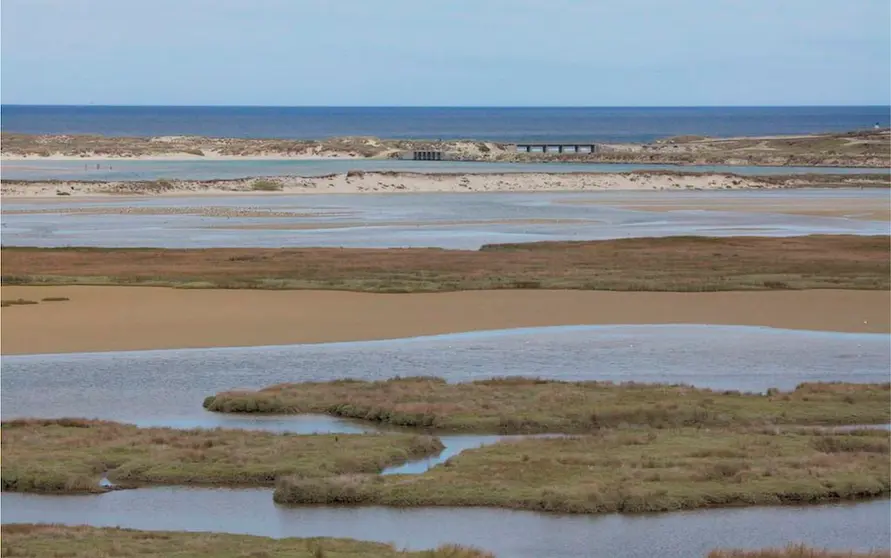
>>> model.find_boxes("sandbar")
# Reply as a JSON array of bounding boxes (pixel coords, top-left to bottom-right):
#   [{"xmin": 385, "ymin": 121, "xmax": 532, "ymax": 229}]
[
  {"xmin": 1, "ymin": 287, "xmax": 887, "ymax": 355},
  {"xmin": 3, "ymin": 171, "xmax": 889, "ymax": 198},
  {"xmin": 560, "ymin": 196, "xmax": 891, "ymax": 221}
]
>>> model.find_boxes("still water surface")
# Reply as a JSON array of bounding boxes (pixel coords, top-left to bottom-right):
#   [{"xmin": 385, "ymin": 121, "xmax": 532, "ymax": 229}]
[
  {"xmin": 2, "ymin": 489, "xmax": 887, "ymax": 558},
  {"xmin": 3, "ymin": 158, "xmax": 888, "ymax": 181},
  {"xmin": 3, "ymin": 189, "xmax": 888, "ymax": 248},
  {"xmin": 4, "ymin": 325, "xmax": 889, "ymax": 426},
  {"xmin": 3, "ymin": 325, "xmax": 889, "ymax": 557}
]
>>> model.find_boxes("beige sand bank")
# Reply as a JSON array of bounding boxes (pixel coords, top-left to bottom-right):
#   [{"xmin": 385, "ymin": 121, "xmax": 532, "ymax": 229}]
[
  {"xmin": 1, "ymin": 287, "xmax": 887, "ymax": 355},
  {"xmin": 1, "ymin": 172, "xmax": 781, "ymax": 198}
]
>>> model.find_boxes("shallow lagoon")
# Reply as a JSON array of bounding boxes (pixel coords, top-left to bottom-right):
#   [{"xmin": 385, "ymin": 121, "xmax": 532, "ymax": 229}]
[
  {"xmin": 2, "ymin": 490, "xmax": 887, "ymax": 558},
  {"xmin": 3, "ymin": 324, "xmax": 890, "ymax": 557},
  {"xmin": 2, "ymin": 189, "xmax": 888, "ymax": 248},
  {"xmin": 3, "ymin": 158, "xmax": 888, "ymax": 181},
  {"xmin": 3, "ymin": 325, "xmax": 888, "ymax": 424}
]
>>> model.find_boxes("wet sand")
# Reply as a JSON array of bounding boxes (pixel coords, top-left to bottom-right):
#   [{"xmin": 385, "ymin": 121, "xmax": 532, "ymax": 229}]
[
  {"xmin": 1, "ymin": 287, "xmax": 887, "ymax": 355},
  {"xmin": 559, "ymin": 196, "xmax": 891, "ymax": 221}
]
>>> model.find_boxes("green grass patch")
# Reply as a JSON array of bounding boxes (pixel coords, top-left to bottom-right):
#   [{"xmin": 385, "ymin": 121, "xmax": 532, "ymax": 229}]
[
  {"xmin": 274, "ymin": 428, "xmax": 891, "ymax": 513},
  {"xmin": 0, "ymin": 525, "xmax": 493, "ymax": 558},
  {"xmin": 40, "ymin": 296, "xmax": 70, "ymax": 302},
  {"xmin": 204, "ymin": 378, "xmax": 891, "ymax": 433},
  {"xmin": 250, "ymin": 178, "xmax": 283, "ymax": 191},
  {"xmin": 0, "ymin": 418, "xmax": 443, "ymax": 493}
]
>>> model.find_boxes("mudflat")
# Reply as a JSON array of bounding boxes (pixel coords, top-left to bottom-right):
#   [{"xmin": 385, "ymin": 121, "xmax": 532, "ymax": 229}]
[
  {"xmin": 1, "ymin": 287, "xmax": 887, "ymax": 354},
  {"xmin": 561, "ymin": 196, "xmax": 891, "ymax": 221}
]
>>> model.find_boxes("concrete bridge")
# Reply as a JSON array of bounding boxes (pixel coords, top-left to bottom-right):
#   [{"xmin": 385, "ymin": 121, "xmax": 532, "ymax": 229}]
[
  {"xmin": 403, "ymin": 150, "xmax": 445, "ymax": 161},
  {"xmin": 515, "ymin": 143, "xmax": 599, "ymax": 154}
]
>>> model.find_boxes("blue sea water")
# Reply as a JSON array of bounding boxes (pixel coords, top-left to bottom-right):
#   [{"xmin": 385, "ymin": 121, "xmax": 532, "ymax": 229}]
[{"xmin": 2, "ymin": 105, "xmax": 888, "ymax": 142}]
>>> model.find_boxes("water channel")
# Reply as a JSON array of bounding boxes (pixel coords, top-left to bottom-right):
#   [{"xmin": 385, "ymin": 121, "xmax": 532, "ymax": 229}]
[
  {"xmin": 2, "ymin": 158, "xmax": 888, "ymax": 181},
  {"xmin": 3, "ymin": 325, "xmax": 890, "ymax": 556},
  {"xmin": 3, "ymin": 490, "xmax": 887, "ymax": 558}
]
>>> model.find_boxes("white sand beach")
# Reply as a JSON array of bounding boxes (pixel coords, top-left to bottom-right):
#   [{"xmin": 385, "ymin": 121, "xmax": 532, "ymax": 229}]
[{"xmin": 0, "ymin": 171, "xmax": 821, "ymax": 197}]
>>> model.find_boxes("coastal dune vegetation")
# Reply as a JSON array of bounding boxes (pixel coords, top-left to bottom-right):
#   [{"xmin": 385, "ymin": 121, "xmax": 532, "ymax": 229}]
[{"xmin": 2, "ymin": 129, "xmax": 888, "ymax": 167}]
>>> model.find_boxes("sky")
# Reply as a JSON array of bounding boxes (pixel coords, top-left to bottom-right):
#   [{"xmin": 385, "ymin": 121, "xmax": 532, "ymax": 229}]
[{"xmin": 1, "ymin": 0, "xmax": 889, "ymax": 106}]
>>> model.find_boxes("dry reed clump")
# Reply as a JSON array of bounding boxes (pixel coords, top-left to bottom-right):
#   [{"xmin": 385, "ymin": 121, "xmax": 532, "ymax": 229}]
[
  {"xmin": 0, "ymin": 298, "xmax": 38, "ymax": 307},
  {"xmin": 274, "ymin": 428, "xmax": 890, "ymax": 514},
  {"xmin": 707, "ymin": 544, "xmax": 889, "ymax": 558},
  {"xmin": 204, "ymin": 378, "xmax": 891, "ymax": 433},
  {"xmin": 1, "ymin": 235, "xmax": 888, "ymax": 292},
  {"xmin": 250, "ymin": 178, "xmax": 283, "ymax": 191},
  {"xmin": 0, "ymin": 418, "xmax": 443, "ymax": 493},
  {"xmin": 0, "ymin": 524, "xmax": 495, "ymax": 558}
]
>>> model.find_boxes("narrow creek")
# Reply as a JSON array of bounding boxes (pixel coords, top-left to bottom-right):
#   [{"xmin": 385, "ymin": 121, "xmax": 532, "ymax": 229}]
[
  {"xmin": 3, "ymin": 325, "xmax": 890, "ymax": 557},
  {"xmin": 3, "ymin": 490, "xmax": 887, "ymax": 558}
]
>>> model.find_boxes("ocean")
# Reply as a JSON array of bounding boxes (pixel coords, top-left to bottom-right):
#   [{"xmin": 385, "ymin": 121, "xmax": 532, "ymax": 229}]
[{"xmin": 2, "ymin": 106, "xmax": 888, "ymax": 142}]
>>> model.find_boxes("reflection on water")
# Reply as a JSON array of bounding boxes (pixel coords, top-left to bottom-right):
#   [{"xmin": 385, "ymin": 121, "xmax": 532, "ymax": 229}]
[
  {"xmin": 2, "ymin": 489, "xmax": 887, "ymax": 558},
  {"xmin": 382, "ymin": 435, "xmax": 505, "ymax": 475},
  {"xmin": 381, "ymin": 435, "xmax": 563, "ymax": 475},
  {"xmin": 3, "ymin": 325, "xmax": 888, "ymax": 427},
  {"xmin": 3, "ymin": 189, "xmax": 888, "ymax": 248},
  {"xmin": 130, "ymin": 414, "xmax": 382, "ymax": 434}
]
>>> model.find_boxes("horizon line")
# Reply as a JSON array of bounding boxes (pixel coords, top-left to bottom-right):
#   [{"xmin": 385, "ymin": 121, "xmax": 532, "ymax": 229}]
[{"xmin": 2, "ymin": 103, "xmax": 889, "ymax": 109}]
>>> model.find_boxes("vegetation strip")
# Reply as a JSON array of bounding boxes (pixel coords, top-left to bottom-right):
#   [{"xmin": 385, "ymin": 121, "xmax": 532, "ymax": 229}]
[
  {"xmin": 273, "ymin": 427, "xmax": 890, "ymax": 514},
  {"xmin": 0, "ymin": 419, "xmax": 442, "ymax": 493},
  {"xmin": 2, "ymin": 235, "xmax": 888, "ymax": 292},
  {"xmin": 2, "ymin": 129, "xmax": 888, "ymax": 167},
  {"xmin": 707, "ymin": 545, "xmax": 888, "ymax": 558},
  {"xmin": 0, "ymin": 525, "xmax": 493, "ymax": 558},
  {"xmin": 204, "ymin": 378, "xmax": 891, "ymax": 433}
]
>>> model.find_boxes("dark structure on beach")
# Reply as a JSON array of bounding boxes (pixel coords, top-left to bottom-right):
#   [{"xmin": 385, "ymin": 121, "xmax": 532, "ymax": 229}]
[{"xmin": 514, "ymin": 143, "xmax": 599, "ymax": 154}]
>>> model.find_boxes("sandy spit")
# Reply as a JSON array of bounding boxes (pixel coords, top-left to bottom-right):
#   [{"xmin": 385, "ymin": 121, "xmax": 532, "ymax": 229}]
[
  {"xmin": 1, "ymin": 287, "xmax": 887, "ymax": 355},
  {"xmin": 1, "ymin": 172, "xmax": 794, "ymax": 198}
]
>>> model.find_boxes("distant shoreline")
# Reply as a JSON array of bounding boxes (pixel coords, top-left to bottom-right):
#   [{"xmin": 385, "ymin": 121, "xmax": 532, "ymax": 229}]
[{"xmin": 2, "ymin": 129, "xmax": 889, "ymax": 168}]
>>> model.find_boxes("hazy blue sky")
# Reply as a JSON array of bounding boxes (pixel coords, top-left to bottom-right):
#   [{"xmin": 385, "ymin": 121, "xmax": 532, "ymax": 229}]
[{"xmin": 2, "ymin": 0, "xmax": 889, "ymax": 106}]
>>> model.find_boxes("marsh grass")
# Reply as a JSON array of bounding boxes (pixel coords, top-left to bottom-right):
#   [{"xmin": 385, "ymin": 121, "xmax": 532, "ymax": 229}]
[
  {"xmin": 204, "ymin": 378, "xmax": 891, "ymax": 433},
  {"xmin": 0, "ymin": 418, "xmax": 443, "ymax": 493},
  {"xmin": 0, "ymin": 525, "xmax": 494, "ymax": 558},
  {"xmin": 1, "ymin": 236, "xmax": 887, "ymax": 292},
  {"xmin": 274, "ymin": 428, "xmax": 891, "ymax": 514},
  {"xmin": 40, "ymin": 296, "xmax": 70, "ymax": 302},
  {"xmin": 707, "ymin": 545, "xmax": 888, "ymax": 558}
]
